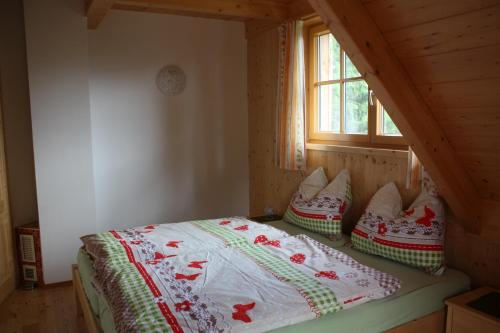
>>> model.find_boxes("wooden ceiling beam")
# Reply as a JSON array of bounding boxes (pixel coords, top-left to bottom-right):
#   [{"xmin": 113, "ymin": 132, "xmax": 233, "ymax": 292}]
[
  {"xmin": 307, "ymin": 0, "xmax": 482, "ymax": 233},
  {"xmin": 112, "ymin": 0, "xmax": 289, "ymax": 21},
  {"xmin": 86, "ymin": 0, "xmax": 115, "ymax": 29},
  {"xmin": 288, "ymin": 0, "xmax": 315, "ymax": 19}
]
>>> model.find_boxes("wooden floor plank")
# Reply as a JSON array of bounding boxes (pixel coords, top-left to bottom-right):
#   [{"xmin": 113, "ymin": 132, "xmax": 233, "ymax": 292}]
[{"xmin": 0, "ymin": 284, "xmax": 85, "ymax": 333}]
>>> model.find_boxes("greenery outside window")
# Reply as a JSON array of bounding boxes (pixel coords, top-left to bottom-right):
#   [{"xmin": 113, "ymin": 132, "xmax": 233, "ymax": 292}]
[{"xmin": 307, "ymin": 24, "xmax": 406, "ymax": 148}]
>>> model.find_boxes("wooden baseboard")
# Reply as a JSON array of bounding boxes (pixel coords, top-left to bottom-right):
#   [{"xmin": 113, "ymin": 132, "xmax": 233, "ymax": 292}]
[{"xmin": 72, "ymin": 265, "xmax": 102, "ymax": 333}]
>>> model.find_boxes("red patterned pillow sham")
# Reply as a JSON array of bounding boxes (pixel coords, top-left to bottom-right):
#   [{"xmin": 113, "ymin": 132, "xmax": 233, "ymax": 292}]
[
  {"xmin": 352, "ymin": 180, "xmax": 445, "ymax": 274},
  {"xmin": 284, "ymin": 169, "xmax": 352, "ymax": 239}
]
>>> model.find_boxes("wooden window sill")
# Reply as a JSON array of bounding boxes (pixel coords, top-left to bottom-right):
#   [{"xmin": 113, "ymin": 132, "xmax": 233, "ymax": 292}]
[{"xmin": 306, "ymin": 142, "xmax": 408, "ymax": 159}]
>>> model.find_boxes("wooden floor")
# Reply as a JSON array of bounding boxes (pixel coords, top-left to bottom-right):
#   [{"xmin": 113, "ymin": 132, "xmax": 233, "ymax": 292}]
[{"xmin": 0, "ymin": 284, "xmax": 86, "ymax": 333}]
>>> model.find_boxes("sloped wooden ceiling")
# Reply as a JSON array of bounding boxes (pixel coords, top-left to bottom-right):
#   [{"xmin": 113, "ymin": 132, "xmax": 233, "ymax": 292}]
[
  {"xmin": 306, "ymin": 0, "xmax": 500, "ymax": 234},
  {"xmin": 361, "ymin": 0, "xmax": 500, "ymax": 201}
]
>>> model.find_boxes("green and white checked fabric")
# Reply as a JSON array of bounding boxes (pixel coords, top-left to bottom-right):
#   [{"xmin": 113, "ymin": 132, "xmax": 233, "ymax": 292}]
[
  {"xmin": 95, "ymin": 233, "xmax": 170, "ymax": 333},
  {"xmin": 192, "ymin": 220, "xmax": 249, "ymax": 246},
  {"xmin": 116, "ymin": 265, "xmax": 169, "ymax": 333},
  {"xmin": 351, "ymin": 232, "xmax": 443, "ymax": 270},
  {"xmin": 96, "ymin": 232, "xmax": 131, "ymax": 266},
  {"xmin": 284, "ymin": 209, "xmax": 342, "ymax": 235},
  {"xmin": 193, "ymin": 220, "xmax": 341, "ymax": 316},
  {"xmin": 90, "ymin": 222, "xmax": 347, "ymax": 332},
  {"xmin": 237, "ymin": 242, "xmax": 341, "ymax": 316}
]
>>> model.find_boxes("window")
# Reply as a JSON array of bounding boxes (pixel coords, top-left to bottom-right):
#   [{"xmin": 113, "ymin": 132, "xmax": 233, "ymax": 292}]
[{"xmin": 307, "ymin": 25, "xmax": 406, "ymax": 148}]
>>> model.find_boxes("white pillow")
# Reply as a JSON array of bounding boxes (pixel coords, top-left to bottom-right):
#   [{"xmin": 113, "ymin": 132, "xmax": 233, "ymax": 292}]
[
  {"xmin": 365, "ymin": 182, "xmax": 402, "ymax": 219},
  {"xmin": 317, "ymin": 169, "xmax": 350, "ymax": 199},
  {"xmin": 408, "ymin": 191, "xmax": 444, "ymax": 219},
  {"xmin": 298, "ymin": 167, "xmax": 328, "ymax": 201}
]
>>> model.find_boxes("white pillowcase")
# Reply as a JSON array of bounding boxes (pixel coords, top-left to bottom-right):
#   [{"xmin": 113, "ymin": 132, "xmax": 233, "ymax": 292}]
[
  {"xmin": 317, "ymin": 169, "xmax": 350, "ymax": 199},
  {"xmin": 365, "ymin": 182, "xmax": 402, "ymax": 219},
  {"xmin": 298, "ymin": 167, "xmax": 328, "ymax": 201},
  {"xmin": 408, "ymin": 187, "xmax": 444, "ymax": 219}
]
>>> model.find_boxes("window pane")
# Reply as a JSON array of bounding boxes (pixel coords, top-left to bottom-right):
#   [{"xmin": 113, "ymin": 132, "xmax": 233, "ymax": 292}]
[
  {"xmin": 318, "ymin": 84, "xmax": 340, "ymax": 133},
  {"xmin": 318, "ymin": 34, "xmax": 340, "ymax": 81},
  {"xmin": 345, "ymin": 80, "xmax": 368, "ymax": 134},
  {"xmin": 344, "ymin": 53, "xmax": 361, "ymax": 78},
  {"xmin": 382, "ymin": 109, "xmax": 402, "ymax": 136}
]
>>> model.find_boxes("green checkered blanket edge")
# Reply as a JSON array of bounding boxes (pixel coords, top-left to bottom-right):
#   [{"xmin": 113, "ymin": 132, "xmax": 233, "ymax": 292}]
[
  {"xmin": 193, "ymin": 220, "xmax": 341, "ymax": 316},
  {"xmin": 351, "ymin": 232, "xmax": 443, "ymax": 270},
  {"xmin": 283, "ymin": 209, "xmax": 342, "ymax": 235},
  {"xmin": 192, "ymin": 220, "xmax": 249, "ymax": 246},
  {"xmin": 96, "ymin": 233, "xmax": 170, "ymax": 333},
  {"xmin": 237, "ymin": 242, "xmax": 342, "ymax": 316}
]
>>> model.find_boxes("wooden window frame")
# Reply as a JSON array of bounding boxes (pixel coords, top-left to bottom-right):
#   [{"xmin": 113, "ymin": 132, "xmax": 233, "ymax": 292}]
[{"xmin": 305, "ymin": 23, "xmax": 407, "ymax": 149}]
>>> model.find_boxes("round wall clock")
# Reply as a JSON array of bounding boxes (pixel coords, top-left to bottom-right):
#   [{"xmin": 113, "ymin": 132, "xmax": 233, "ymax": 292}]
[{"xmin": 156, "ymin": 65, "xmax": 186, "ymax": 96}]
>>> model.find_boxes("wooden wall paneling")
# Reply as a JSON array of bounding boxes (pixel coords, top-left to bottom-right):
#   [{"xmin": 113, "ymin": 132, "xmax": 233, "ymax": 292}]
[
  {"xmin": 435, "ymin": 107, "xmax": 500, "ymax": 201},
  {"xmin": 465, "ymin": 166, "xmax": 500, "ymax": 202},
  {"xmin": 246, "ymin": 17, "xmax": 500, "ymax": 289},
  {"xmin": 418, "ymin": 78, "xmax": 500, "ymax": 110},
  {"xmin": 307, "ymin": 0, "xmax": 482, "ymax": 232},
  {"xmin": 437, "ymin": 110, "xmax": 500, "ymax": 152},
  {"xmin": 361, "ymin": 0, "xmax": 500, "ymax": 33},
  {"xmin": 247, "ymin": 23, "xmax": 303, "ymax": 217},
  {"xmin": 384, "ymin": 5, "xmax": 500, "ymax": 59},
  {"xmin": 446, "ymin": 212, "xmax": 500, "ymax": 289},
  {"xmin": 246, "ymin": 21, "xmax": 420, "ymax": 225},
  {"xmin": 401, "ymin": 45, "xmax": 500, "ymax": 85},
  {"xmin": 0, "ymin": 95, "xmax": 15, "ymax": 304},
  {"xmin": 307, "ymin": 149, "xmax": 418, "ymax": 231}
]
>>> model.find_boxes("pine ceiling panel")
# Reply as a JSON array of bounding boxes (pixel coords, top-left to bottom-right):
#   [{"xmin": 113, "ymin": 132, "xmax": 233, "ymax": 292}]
[
  {"xmin": 362, "ymin": 0, "xmax": 500, "ymax": 201},
  {"xmin": 362, "ymin": 0, "xmax": 500, "ymax": 32}
]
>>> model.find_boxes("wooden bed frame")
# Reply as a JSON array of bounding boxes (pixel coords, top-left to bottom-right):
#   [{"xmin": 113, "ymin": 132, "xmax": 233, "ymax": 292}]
[{"xmin": 72, "ymin": 265, "xmax": 446, "ymax": 333}]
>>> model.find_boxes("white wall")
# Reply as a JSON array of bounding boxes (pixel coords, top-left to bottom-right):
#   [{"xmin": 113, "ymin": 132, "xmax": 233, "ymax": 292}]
[
  {"xmin": 23, "ymin": 3, "xmax": 248, "ymax": 283},
  {"xmin": 23, "ymin": 0, "xmax": 97, "ymax": 283},
  {"xmin": 89, "ymin": 11, "xmax": 249, "ymax": 231}
]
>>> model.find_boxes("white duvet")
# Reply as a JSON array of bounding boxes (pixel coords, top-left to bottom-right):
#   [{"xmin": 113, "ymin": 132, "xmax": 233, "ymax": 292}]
[{"xmin": 82, "ymin": 217, "xmax": 401, "ymax": 333}]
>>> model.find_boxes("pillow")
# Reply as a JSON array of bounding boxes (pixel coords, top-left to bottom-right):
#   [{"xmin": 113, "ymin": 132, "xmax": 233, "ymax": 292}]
[
  {"xmin": 351, "ymin": 181, "xmax": 445, "ymax": 274},
  {"xmin": 284, "ymin": 168, "xmax": 352, "ymax": 239},
  {"xmin": 298, "ymin": 167, "xmax": 328, "ymax": 201},
  {"xmin": 317, "ymin": 169, "xmax": 350, "ymax": 199},
  {"xmin": 365, "ymin": 182, "xmax": 402, "ymax": 219}
]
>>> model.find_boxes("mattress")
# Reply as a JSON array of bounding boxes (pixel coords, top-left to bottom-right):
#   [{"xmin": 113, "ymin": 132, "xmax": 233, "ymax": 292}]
[{"xmin": 77, "ymin": 220, "xmax": 470, "ymax": 333}]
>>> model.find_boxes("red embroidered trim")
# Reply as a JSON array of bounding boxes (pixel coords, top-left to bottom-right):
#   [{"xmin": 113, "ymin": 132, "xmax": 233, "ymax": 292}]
[
  {"xmin": 290, "ymin": 205, "xmax": 341, "ymax": 220},
  {"xmin": 110, "ymin": 231, "xmax": 136, "ymax": 263},
  {"xmin": 352, "ymin": 229, "xmax": 443, "ymax": 251},
  {"xmin": 343, "ymin": 295, "xmax": 364, "ymax": 305},
  {"xmin": 135, "ymin": 262, "xmax": 184, "ymax": 333}
]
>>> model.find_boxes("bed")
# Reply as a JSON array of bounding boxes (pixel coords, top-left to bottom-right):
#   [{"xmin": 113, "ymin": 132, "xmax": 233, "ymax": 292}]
[{"xmin": 73, "ymin": 218, "xmax": 470, "ymax": 333}]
